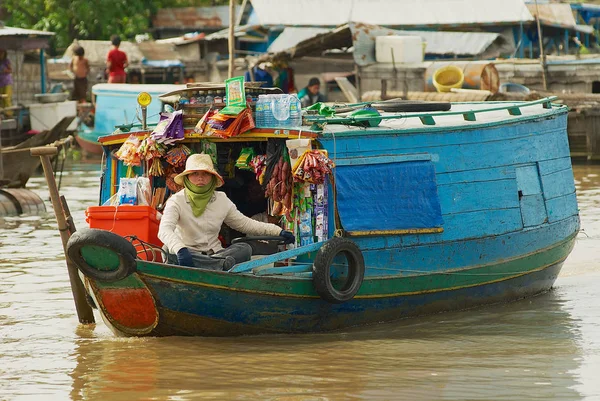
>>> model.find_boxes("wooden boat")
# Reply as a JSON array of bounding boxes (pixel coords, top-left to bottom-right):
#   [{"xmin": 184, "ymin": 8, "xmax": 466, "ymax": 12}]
[
  {"xmin": 57, "ymin": 96, "xmax": 578, "ymax": 337},
  {"xmin": 76, "ymin": 83, "xmax": 185, "ymax": 155},
  {"xmin": 1, "ymin": 117, "xmax": 73, "ymax": 188}
]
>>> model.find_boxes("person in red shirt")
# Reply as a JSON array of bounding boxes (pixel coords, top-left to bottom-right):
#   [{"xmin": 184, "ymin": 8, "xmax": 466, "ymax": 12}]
[{"xmin": 106, "ymin": 35, "xmax": 128, "ymax": 84}]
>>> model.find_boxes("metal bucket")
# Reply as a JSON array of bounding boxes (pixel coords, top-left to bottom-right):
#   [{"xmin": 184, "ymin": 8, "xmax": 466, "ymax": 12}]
[{"xmin": 0, "ymin": 188, "xmax": 46, "ymax": 217}]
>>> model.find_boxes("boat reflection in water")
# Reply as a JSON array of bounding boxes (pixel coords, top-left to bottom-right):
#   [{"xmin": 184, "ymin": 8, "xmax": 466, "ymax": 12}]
[{"xmin": 68, "ymin": 288, "xmax": 583, "ymax": 400}]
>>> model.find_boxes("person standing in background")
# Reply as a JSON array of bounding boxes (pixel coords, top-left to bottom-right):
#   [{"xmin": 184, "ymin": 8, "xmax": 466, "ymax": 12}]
[
  {"xmin": 106, "ymin": 35, "xmax": 128, "ymax": 84},
  {"xmin": 298, "ymin": 77, "xmax": 326, "ymax": 108},
  {"xmin": 69, "ymin": 46, "xmax": 90, "ymax": 102},
  {"xmin": 0, "ymin": 49, "xmax": 14, "ymax": 116}
]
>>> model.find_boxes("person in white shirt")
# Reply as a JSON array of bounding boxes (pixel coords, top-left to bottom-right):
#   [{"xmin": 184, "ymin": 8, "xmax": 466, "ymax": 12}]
[{"xmin": 158, "ymin": 153, "xmax": 294, "ymax": 270}]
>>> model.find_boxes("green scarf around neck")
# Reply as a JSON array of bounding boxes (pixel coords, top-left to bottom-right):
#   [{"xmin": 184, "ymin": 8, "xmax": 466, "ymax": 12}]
[{"xmin": 184, "ymin": 176, "xmax": 216, "ymax": 217}]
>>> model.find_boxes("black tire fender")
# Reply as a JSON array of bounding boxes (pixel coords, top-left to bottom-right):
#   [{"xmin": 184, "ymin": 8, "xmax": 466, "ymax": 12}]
[
  {"xmin": 67, "ymin": 228, "xmax": 137, "ymax": 282},
  {"xmin": 372, "ymin": 100, "xmax": 451, "ymax": 113},
  {"xmin": 312, "ymin": 237, "xmax": 365, "ymax": 303}
]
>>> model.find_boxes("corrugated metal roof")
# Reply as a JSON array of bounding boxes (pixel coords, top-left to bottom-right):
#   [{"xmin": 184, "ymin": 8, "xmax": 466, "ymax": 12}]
[
  {"xmin": 153, "ymin": 6, "xmax": 242, "ymax": 29},
  {"xmin": 526, "ymin": 3, "xmax": 594, "ymax": 33},
  {"xmin": 156, "ymin": 33, "xmax": 206, "ymax": 46},
  {"xmin": 249, "ymin": 0, "xmax": 534, "ymax": 27},
  {"xmin": 0, "ymin": 26, "xmax": 54, "ymax": 37},
  {"xmin": 352, "ymin": 23, "xmax": 511, "ymax": 65},
  {"xmin": 267, "ymin": 27, "xmax": 331, "ymax": 53},
  {"xmin": 0, "ymin": 25, "xmax": 54, "ymax": 50},
  {"xmin": 267, "ymin": 23, "xmax": 510, "ymax": 66},
  {"xmin": 204, "ymin": 25, "xmax": 269, "ymax": 42}
]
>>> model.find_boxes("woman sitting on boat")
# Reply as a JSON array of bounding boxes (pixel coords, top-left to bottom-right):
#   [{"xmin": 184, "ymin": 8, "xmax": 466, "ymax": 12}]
[{"xmin": 158, "ymin": 153, "xmax": 295, "ymax": 270}]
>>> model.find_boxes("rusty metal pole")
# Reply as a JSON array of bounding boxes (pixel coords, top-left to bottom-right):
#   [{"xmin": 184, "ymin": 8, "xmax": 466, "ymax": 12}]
[
  {"xmin": 228, "ymin": 0, "xmax": 236, "ymax": 79},
  {"xmin": 30, "ymin": 146, "xmax": 95, "ymax": 324},
  {"xmin": 534, "ymin": 0, "xmax": 548, "ymax": 91}
]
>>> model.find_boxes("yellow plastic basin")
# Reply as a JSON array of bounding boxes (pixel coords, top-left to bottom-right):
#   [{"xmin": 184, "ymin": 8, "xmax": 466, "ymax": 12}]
[{"xmin": 433, "ymin": 66, "xmax": 465, "ymax": 93}]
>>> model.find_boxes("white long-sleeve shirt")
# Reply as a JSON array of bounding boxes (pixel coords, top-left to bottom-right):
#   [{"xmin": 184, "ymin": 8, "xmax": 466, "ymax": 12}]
[{"xmin": 158, "ymin": 190, "xmax": 281, "ymax": 254}]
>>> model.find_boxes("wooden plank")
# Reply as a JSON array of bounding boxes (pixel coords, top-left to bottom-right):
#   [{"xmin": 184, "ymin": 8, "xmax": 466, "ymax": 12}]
[
  {"xmin": 334, "ymin": 153, "xmax": 431, "ymax": 166},
  {"xmin": 358, "ymin": 216, "xmax": 578, "ymax": 275},
  {"xmin": 436, "ymin": 166, "xmax": 516, "ymax": 185},
  {"xmin": 538, "ymin": 157, "xmax": 573, "ymax": 176},
  {"xmin": 540, "ymin": 169, "xmax": 576, "ymax": 200},
  {"xmin": 335, "ymin": 77, "xmax": 359, "ymax": 103},
  {"xmin": 520, "ymin": 194, "xmax": 548, "ymax": 227},
  {"xmin": 437, "ymin": 179, "xmax": 520, "ymax": 214},
  {"xmin": 229, "ymin": 241, "xmax": 325, "ymax": 273},
  {"xmin": 322, "ymin": 125, "xmax": 570, "ymax": 174},
  {"xmin": 546, "ymin": 193, "xmax": 578, "ymax": 223},
  {"xmin": 516, "ymin": 165, "xmax": 542, "ymax": 195}
]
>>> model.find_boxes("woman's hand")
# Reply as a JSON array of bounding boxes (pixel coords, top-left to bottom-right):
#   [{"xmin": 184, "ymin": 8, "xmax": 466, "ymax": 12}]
[
  {"xmin": 177, "ymin": 248, "xmax": 194, "ymax": 267},
  {"xmin": 279, "ymin": 230, "xmax": 295, "ymax": 244}
]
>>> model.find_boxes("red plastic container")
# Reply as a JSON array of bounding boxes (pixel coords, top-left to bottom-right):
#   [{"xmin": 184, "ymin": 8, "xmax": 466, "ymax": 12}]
[{"xmin": 85, "ymin": 205, "xmax": 163, "ymax": 261}]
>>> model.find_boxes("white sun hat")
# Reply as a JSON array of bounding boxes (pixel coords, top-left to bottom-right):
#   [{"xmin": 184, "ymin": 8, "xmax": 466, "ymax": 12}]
[{"xmin": 174, "ymin": 153, "xmax": 224, "ymax": 187}]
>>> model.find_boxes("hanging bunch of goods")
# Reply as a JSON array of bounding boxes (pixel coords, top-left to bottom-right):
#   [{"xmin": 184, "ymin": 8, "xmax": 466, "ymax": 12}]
[
  {"xmin": 115, "ymin": 135, "xmax": 142, "ymax": 167},
  {"xmin": 263, "ymin": 140, "xmax": 293, "ymax": 220},
  {"xmin": 249, "ymin": 154, "xmax": 267, "ymax": 183},
  {"xmin": 291, "ymin": 149, "xmax": 335, "ymax": 184},
  {"xmin": 164, "ymin": 144, "xmax": 192, "ymax": 168},
  {"xmin": 235, "ymin": 147, "xmax": 256, "ymax": 171},
  {"xmin": 99, "ymin": 74, "xmax": 338, "ymax": 252},
  {"xmin": 137, "ymin": 136, "xmax": 167, "ymax": 176}
]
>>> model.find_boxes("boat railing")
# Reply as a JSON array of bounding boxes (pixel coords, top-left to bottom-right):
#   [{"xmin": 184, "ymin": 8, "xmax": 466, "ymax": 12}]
[{"xmin": 304, "ymin": 96, "xmax": 562, "ymax": 128}]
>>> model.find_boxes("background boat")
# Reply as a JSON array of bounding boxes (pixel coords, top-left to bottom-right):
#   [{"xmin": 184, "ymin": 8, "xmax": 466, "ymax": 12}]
[
  {"xmin": 76, "ymin": 83, "xmax": 185, "ymax": 155},
  {"xmin": 1, "ymin": 117, "xmax": 73, "ymax": 188}
]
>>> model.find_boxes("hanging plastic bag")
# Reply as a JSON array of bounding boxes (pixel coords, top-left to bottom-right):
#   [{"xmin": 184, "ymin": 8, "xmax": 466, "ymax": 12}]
[{"xmin": 151, "ymin": 110, "xmax": 185, "ymax": 144}]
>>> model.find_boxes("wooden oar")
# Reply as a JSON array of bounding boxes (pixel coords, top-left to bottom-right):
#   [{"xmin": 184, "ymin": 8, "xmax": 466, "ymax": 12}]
[{"xmin": 30, "ymin": 146, "xmax": 95, "ymax": 324}]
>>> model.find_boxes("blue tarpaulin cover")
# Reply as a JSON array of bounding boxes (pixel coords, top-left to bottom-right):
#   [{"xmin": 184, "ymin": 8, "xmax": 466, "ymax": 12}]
[{"xmin": 335, "ymin": 161, "xmax": 443, "ymax": 231}]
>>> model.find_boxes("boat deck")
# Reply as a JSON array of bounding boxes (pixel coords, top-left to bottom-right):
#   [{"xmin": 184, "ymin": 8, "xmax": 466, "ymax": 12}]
[{"xmin": 320, "ymin": 99, "xmax": 564, "ymax": 135}]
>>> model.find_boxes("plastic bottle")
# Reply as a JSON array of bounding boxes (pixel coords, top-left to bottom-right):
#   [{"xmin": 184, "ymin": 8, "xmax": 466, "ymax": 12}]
[
  {"xmin": 262, "ymin": 94, "xmax": 274, "ymax": 128},
  {"xmin": 272, "ymin": 94, "xmax": 293, "ymax": 128},
  {"xmin": 289, "ymin": 94, "xmax": 302, "ymax": 127},
  {"xmin": 204, "ymin": 90, "xmax": 214, "ymax": 105},
  {"xmin": 255, "ymin": 95, "xmax": 265, "ymax": 127},
  {"xmin": 196, "ymin": 90, "xmax": 205, "ymax": 105}
]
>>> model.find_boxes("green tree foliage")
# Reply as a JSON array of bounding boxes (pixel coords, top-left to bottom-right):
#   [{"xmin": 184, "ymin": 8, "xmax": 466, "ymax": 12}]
[{"xmin": 2, "ymin": 0, "xmax": 230, "ymax": 54}]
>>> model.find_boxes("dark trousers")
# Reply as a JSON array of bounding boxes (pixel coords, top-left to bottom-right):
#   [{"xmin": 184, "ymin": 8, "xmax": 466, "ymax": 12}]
[{"xmin": 167, "ymin": 243, "xmax": 252, "ymax": 271}]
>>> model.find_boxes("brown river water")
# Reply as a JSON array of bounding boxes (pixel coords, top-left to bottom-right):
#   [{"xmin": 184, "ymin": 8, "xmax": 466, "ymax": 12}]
[{"xmin": 0, "ymin": 162, "xmax": 599, "ymax": 401}]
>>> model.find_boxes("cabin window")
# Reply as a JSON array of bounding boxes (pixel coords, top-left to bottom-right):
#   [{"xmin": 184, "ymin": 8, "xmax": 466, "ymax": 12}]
[
  {"xmin": 593, "ymin": 81, "xmax": 600, "ymax": 94},
  {"xmin": 334, "ymin": 156, "xmax": 443, "ymax": 234}
]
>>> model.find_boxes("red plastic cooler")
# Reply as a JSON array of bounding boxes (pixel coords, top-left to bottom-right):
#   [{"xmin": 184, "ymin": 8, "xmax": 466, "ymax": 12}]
[{"xmin": 85, "ymin": 205, "xmax": 163, "ymax": 261}]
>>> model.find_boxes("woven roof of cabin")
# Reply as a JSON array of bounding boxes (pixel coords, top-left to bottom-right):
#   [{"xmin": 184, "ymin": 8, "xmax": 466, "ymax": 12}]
[{"xmin": 249, "ymin": 0, "xmax": 534, "ymax": 27}]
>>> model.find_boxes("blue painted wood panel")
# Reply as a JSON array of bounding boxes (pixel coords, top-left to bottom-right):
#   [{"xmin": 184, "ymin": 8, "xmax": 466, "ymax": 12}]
[
  {"xmin": 546, "ymin": 193, "xmax": 578, "ymax": 223},
  {"xmin": 516, "ymin": 165, "xmax": 542, "ymax": 195},
  {"xmin": 437, "ymin": 179, "xmax": 519, "ymax": 214},
  {"xmin": 323, "ymin": 117, "xmax": 569, "ymax": 167},
  {"xmin": 356, "ymin": 215, "xmax": 579, "ymax": 275},
  {"xmin": 538, "ymin": 157, "xmax": 573, "ymax": 176},
  {"xmin": 520, "ymin": 194, "xmax": 548, "ymax": 227},
  {"xmin": 436, "ymin": 165, "xmax": 515, "ymax": 185},
  {"xmin": 541, "ymin": 168, "xmax": 577, "ymax": 200}
]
